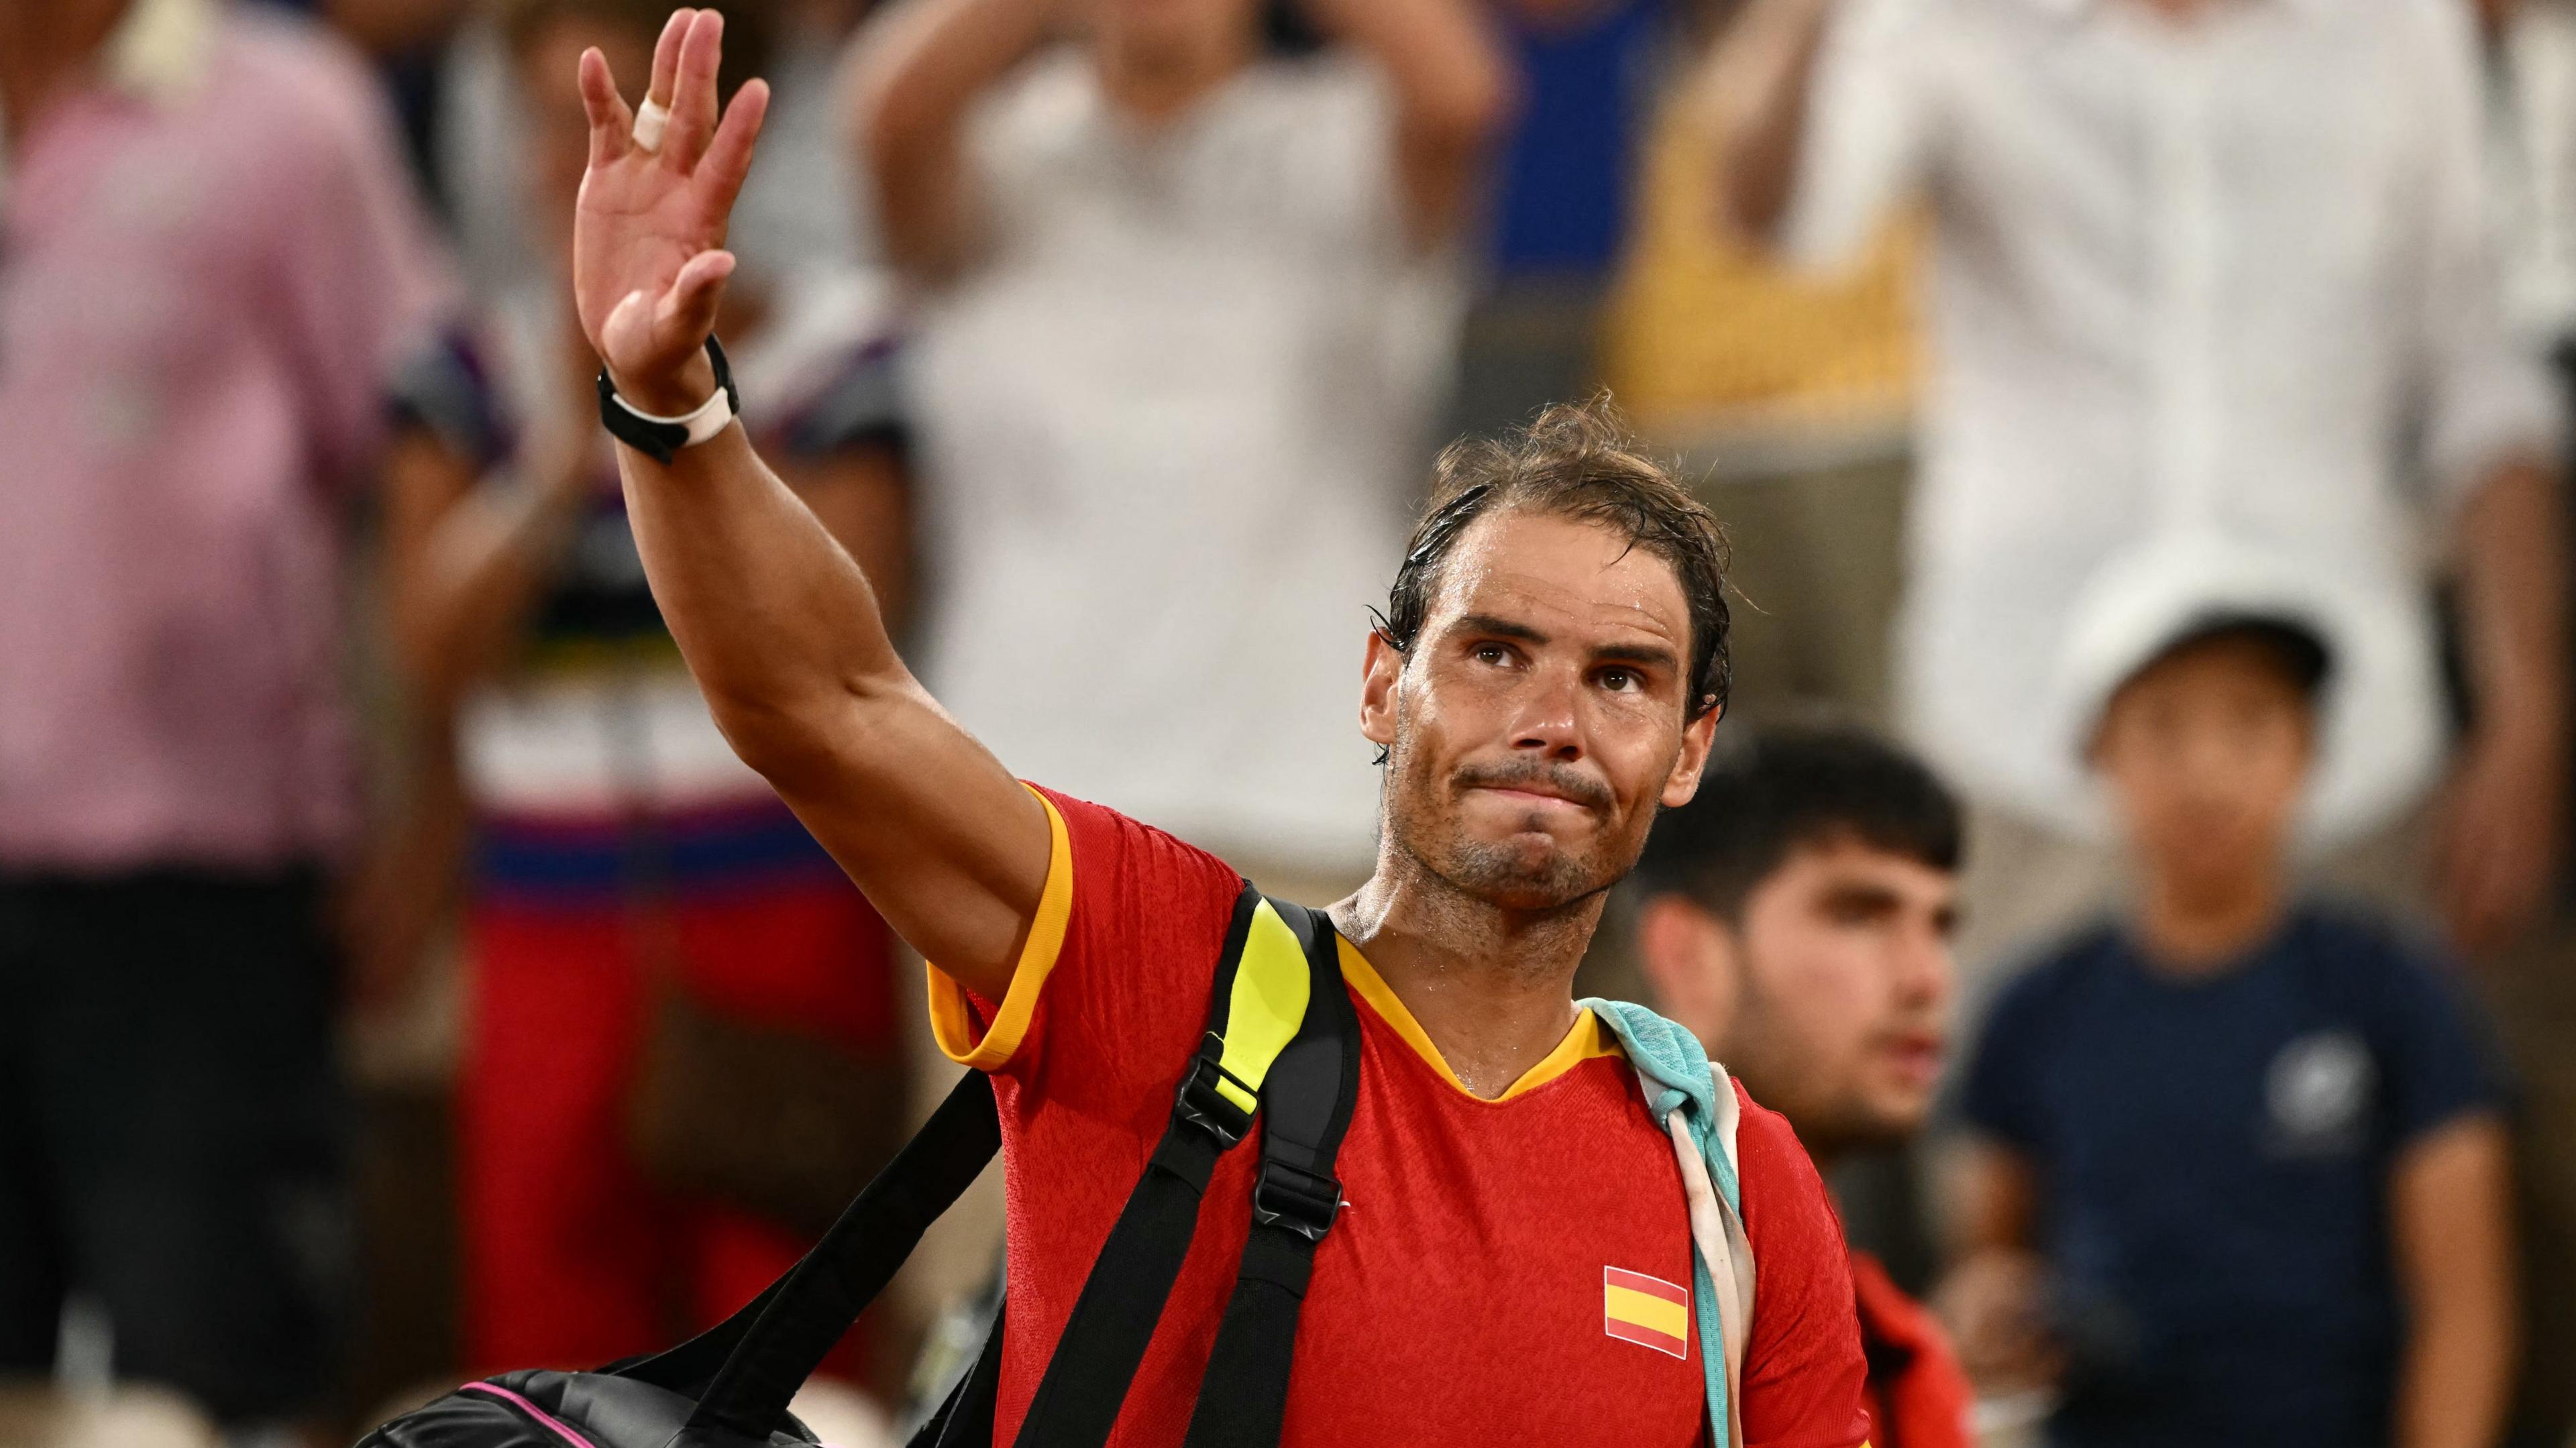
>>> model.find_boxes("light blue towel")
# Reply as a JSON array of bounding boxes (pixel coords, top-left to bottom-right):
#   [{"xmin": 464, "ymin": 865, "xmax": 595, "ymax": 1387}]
[{"xmin": 1584, "ymin": 998, "xmax": 1742, "ymax": 1444}]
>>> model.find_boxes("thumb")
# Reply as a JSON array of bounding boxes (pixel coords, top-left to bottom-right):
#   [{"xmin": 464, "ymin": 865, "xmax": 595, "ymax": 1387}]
[{"xmin": 655, "ymin": 247, "xmax": 737, "ymax": 353}]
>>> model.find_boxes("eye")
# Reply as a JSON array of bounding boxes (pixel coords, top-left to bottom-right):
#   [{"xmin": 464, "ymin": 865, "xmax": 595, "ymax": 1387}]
[
  {"xmin": 1597, "ymin": 667, "xmax": 1641, "ymax": 693},
  {"xmin": 1472, "ymin": 643, "xmax": 1515, "ymax": 667}
]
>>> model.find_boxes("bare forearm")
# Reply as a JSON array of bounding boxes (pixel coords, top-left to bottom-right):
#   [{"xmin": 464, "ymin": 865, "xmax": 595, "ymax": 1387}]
[
  {"xmin": 400, "ymin": 476, "xmax": 585, "ymax": 712},
  {"xmin": 2393, "ymin": 1118, "xmax": 2518, "ymax": 1448},
  {"xmin": 1301, "ymin": 0, "xmax": 1511, "ymax": 241},
  {"xmin": 2397, "ymin": 1305, "xmax": 2515, "ymax": 1448},
  {"xmin": 2459, "ymin": 457, "xmax": 2569, "ymax": 743},
  {"xmin": 848, "ymin": 0, "xmax": 1059, "ymax": 272},
  {"xmin": 1696, "ymin": 0, "xmax": 1833, "ymax": 243},
  {"xmin": 615, "ymin": 423, "xmax": 905, "ymax": 781},
  {"xmin": 1301, "ymin": 0, "xmax": 1511, "ymax": 150}
]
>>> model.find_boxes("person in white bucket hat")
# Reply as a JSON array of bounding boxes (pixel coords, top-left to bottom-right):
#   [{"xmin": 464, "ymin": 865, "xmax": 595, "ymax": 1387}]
[{"xmin": 1942, "ymin": 572, "xmax": 2517, "ymax": 1448}]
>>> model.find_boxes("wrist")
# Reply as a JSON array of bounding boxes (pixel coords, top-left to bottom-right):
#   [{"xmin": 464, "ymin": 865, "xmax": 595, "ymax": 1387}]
[{"xmin": 608, "ymin": 349, "xmax": 718, "ymax": 419}]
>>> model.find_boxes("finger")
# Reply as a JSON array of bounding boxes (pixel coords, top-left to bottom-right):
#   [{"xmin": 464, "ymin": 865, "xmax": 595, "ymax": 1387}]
[
  {"xmin": 579, "ymin": 46, "xmax": 634, "ymax": 167},
  {"xmin": 667, "ymin": 8, "xmax": 725, "ymax": 171},
  {"xmin": 646, "ymin": 7, "xmax": 692, "ymax": 109},
  {"xmin": 654, "ymin": 248, "xmax": 737, "ymax": 347},
  {"xmin": 697, "ymin": 77, "xmax": 769, "ymax": 217}
]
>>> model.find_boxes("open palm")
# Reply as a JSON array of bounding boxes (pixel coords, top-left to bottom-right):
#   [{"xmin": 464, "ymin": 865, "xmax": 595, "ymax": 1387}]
[{"xmin": 573, "ymin": 7, "xmax": 768, "ymax": 412}]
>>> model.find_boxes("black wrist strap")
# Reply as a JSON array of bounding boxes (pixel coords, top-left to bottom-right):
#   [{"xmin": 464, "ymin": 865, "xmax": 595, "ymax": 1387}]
[{"xmin": 596, "ymin": 335, "xmax": 739, "ymax": 465}]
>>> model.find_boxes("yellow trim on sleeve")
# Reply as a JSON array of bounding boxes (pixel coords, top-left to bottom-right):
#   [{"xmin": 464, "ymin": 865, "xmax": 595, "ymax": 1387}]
[
  {"xmin": 1334, "ymin": 938, "xmax": 1623, "ymax": 1103},
  {"xmin": 925, "ymin": 788, "xmax": 1074, "ymax": 1071}
]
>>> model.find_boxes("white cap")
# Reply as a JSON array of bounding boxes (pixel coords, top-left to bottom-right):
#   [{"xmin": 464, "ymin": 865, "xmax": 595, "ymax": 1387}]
[{"xmin": 2038, "ymin": 533, "xmax": 2446, "ymax": 852}]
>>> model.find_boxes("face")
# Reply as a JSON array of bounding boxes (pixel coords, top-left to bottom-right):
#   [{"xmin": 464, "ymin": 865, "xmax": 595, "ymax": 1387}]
[
  {"xmin": 1640, "ymin": 840, "xmax": 1955, "ymax": 1150},
  {"xmin": 517, "ymin": 19, "xmax": 655, "ymax": 264},
  {"xmin": 2091, "ymin": 635, "xmax": 2314, "ymax": 901},
  {"xmin": 1362, "ymin": 508, "xmax": 1719, "ymax": 912}
]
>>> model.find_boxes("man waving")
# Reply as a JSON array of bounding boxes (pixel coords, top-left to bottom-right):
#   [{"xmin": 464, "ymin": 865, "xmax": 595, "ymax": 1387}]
[{"xmin": 572, "ymin": 11, "xmax": 1868, "ymax": 1443}]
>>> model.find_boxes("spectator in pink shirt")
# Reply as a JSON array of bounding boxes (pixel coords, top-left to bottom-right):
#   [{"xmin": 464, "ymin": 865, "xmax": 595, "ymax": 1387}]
[{"xmin": 0, "ymin": 0, "xmax": 447, "ymax": 1431}]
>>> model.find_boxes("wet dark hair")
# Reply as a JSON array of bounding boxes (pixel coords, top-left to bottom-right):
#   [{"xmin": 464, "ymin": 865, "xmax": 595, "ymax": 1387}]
[
  {"xmin": 1374, "ymin": 396, "xmax": 1732, "ymax": 728},
  {"xmin": 1633, "ymin": 724, "xmax": 1963, "ymax": 922},
  {"xmin": 2133, "ymin": 613, "xmax": 2334, "ymax": 702}
]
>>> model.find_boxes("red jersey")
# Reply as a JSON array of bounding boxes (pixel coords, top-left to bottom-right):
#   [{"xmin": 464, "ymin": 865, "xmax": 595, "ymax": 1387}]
[
  {"xmin": 928, "ymin": 789, "xmax": 1872, "ymax": 1447},
  {"xmin": 1849, "ymin": 1253, "xmax": 1974, "ymax": 1448}
]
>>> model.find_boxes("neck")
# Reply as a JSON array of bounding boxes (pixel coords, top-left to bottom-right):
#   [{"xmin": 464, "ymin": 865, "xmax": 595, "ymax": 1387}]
[
  {"xmin": 2137, "ymin": 856, "xmax": 2287, "ymax": 974},
  {"xmin": 0, "ymin": 0, "xmax": 127, "ymax": 140},
  {"xmin": 1332, "ymin": 843, "xmax": 1601, "ymax": 1100},
  {"xmin": 1091, "ymin": 33, "xmax": 1249, "ymax": 127}
]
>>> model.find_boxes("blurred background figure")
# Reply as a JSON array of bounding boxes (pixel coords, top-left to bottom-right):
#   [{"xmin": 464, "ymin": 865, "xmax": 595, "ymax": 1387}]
[
  {"xmin": 0, "ymin": 0, "xmax": 447, "ymax": 1441},
  {"xmin": 1631, "ymin": 724, "xmax": 1973, "ymax": 1448},
  {"xmin": 1946, "ymin": 611, "xmax": 2514, "ymax": 1448},
  {"xmin": 1700, "ymin": 0, "xmax": 2569, "ymax": 972},
  {"xmin": 1597, "ymin": 35, "xmax": 1919, "ymax": 727},
  {"xmin": 380, "ymin": 0, "xmax": 914, "ymax": 1386},
  {"xmin": 846, "ymin": 0, "xmax": 1511, "ymax": 900}
]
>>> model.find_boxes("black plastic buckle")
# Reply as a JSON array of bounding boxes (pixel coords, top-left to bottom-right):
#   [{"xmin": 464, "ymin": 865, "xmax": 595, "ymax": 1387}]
[
  {"xmin": 1252, "ymin": 1159, "xmax": 1344, "ymax": 1242},
  {"xmin": 1173, "ymin": 1054, "xmax": 1256, "ymax": 1150}
]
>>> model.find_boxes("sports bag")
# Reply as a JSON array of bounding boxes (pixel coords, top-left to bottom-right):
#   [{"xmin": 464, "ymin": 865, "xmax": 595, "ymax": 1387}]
[{"xmin": 358, "ymin": 885, "xmax": 1357, "ymax": 1448}]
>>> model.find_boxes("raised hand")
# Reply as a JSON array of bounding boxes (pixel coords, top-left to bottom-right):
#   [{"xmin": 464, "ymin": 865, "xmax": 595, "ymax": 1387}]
[{"xmin": 574, "ymin": 8, "xmax": 769, "ymax": 416}]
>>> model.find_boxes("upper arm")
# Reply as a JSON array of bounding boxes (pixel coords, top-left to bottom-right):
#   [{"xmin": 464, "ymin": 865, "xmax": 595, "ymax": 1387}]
[
  {"xmin": 1778, "ymin": 0, "xmax": 1939, "ymax": 268},
  {"xmin": 2390, "ymin": 1113, "xmax": 2513, "ymax": 1317},
  {"xmin": 379, "ymin": 427, "xmax": 482, "ymax": 675},
  {"xmin": 773, "ymin": 442, "xmax": 913, "ymax": 631},
  {"xmin": 1362, "ymin": 0, "xmax": 1517, "ymax": 247},
  {"xmin": 756, "ymin": 669, "xmax": 1054, "ymax": 1005},
  {"xmin": 1734, "ymin": 1099, "xmax": 1874, "ymax": 1448},
  {"xmin": 845, "ymin": 0, "xmax": 1040, "ymax": 278}
]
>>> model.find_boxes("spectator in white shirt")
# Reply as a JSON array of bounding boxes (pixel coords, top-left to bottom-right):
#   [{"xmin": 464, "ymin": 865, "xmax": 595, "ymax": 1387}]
[
  {"xmin": 845, "ymin": 0, "xmax": 1510, "ymax": 897},
  {"xmin": 1698, "ymin": 0, "xmax": 2569, "ymax": 965}
]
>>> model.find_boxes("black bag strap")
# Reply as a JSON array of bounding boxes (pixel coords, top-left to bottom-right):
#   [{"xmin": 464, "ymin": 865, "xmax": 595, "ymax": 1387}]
[
  {"xmin": 1181, "ymin": 898, "xmax": 1360, "ymax": 1448},
  {"xmin": 642, "ymin": 1067, "xmax": 1001, "ymax": 1435},
  {"xmin": 649, "ymin": 880, "xmax": 1354, "ymax": 1448},
  {"xmin": 1004, "ymin": 883, "xmax": 1278, "ymax": 1447}
]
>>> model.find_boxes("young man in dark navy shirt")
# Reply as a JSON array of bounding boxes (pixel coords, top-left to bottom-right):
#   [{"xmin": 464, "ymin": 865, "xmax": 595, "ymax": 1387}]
[{"xmin": 1945, "ymin": 616, "xmax": 2514, "ymax": 1448}]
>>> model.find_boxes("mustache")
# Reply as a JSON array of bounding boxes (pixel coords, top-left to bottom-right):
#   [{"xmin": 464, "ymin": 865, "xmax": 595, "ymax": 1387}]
[{"xmin": 1451, "ymin": 759, "xmax": 1614, "ymax": 812}]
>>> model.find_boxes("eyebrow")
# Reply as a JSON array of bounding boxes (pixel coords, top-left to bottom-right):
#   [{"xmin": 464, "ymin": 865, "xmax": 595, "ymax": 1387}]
[{"xmin": 1452, "ymin": 614, "xmax": 1682, "ymax": 674}]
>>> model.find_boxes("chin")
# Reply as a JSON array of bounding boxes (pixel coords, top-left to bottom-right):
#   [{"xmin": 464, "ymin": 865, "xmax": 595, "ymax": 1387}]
[{"xmin": 1444, "ymin": 837, "xmax": 1599, "ymax": 910}]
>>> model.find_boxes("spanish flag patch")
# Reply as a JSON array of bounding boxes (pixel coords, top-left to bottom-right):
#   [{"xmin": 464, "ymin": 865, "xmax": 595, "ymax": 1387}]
[{"xmin": 1603, "ymin": 1266, "xmax": 1689, "ymax": 1358}]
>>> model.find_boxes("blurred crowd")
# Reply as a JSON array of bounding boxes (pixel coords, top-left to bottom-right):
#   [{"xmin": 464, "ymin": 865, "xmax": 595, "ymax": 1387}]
[{"xmin": 3, "ymin": 0, "xmax": 2576, "ymax": 1443}]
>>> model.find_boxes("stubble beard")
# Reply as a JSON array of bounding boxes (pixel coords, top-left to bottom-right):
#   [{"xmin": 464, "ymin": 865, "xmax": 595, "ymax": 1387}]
[{"xmin": 1383, "ymin": 736, "xmax": 1628, "ymax": 915}]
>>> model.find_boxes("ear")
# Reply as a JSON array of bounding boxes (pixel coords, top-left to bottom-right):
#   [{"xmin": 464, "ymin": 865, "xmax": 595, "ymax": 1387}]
[
  {"xmin": 1657, "ymin": 702, "xmax": 1723, "ymax": 809},
  {"xmin": 1360, "ymin": 629, "xmax": 1403, "ymax": 750},
  {"xmin": 1635, "ymin": 893, "xmax": 1741, "ymax": 1055}
]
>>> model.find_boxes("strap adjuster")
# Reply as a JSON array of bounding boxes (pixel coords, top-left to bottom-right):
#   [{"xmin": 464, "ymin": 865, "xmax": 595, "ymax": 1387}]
[
  {"xmin": 1173, "ymin": 1054, "xmax": 1255, "ymax": 1150},
  {"xmin": 1251, "ymin": 1159, "xmax": 1343, "ymax": 1242}
]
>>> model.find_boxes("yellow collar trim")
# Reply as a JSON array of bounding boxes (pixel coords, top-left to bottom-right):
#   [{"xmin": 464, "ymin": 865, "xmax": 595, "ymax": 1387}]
[{"xmin": 1334, "ymin": 936, "xmax": 1622, "ymax": 1103}]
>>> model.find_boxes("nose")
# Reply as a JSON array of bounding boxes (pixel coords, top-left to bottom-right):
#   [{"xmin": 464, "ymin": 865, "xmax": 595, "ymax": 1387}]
[
  {"xmin": 1508, "ymin": 661, "xmax": 1585, "ymax": 763},
  {"xmin": 1892, "ymin": 919, "xmax": 1952, "ymax": 1012}
]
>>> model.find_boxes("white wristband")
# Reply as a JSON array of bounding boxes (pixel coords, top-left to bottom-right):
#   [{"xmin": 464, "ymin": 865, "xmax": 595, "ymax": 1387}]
[{"xmin": 608, "ymin": 380, "xmax": 735, "ymax": 448}]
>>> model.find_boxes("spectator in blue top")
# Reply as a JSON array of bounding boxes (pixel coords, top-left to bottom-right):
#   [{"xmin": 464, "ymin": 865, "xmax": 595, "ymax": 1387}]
[{"xmin": 1943, "ymin": 612, "xmax": 2516, "ymax": 1448}]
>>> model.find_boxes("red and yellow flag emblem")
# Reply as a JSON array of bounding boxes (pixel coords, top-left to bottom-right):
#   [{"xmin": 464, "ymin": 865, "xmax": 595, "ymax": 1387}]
[{"xmin": 1603, "ymin": 1266, "xmax": 1689, "ymax": 1358}]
